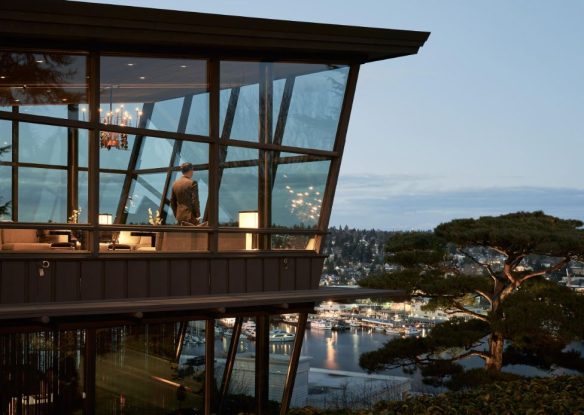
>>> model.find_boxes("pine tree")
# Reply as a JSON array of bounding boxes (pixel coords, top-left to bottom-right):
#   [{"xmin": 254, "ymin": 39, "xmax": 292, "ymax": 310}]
[{"xmin": 360, "ymin": 211, "xmax": 584, "ymax": 388}]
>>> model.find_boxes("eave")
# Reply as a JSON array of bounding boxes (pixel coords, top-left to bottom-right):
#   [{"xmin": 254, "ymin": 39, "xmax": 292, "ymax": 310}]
[{"xmin": 0, "ymin": 1, "xmax": 430, "ymax": 63}]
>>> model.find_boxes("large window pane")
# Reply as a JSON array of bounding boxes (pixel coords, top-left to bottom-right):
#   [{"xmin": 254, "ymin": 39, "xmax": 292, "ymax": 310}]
[
  {"xmin": 271, "ymin": 153, "xmax": 330, "ymax": 229},
  {"xmin": 0, "ymin": 166, "xmax": 10, "ymax": 220},
  {"xmin": 99, "ymin": 134, "xmax": 135, "ymax": 170},
  {"xmin": 19, "ymin": 122, "xmax": 68, "ymax": 165},
  {"xmin": 19, "ymin": 167, "xmax": 67, "ymax": 222},
  {"xmin": 96, "ymin": 323, "xmax": 206, "ymax": 414},
  {"xmin": 0, "ymin": 52, "xmax": 87, "ymax": 116},
  {"xmin": 220, "ymin": 62, "xmax": 348, "ymax": 151},
  {"xmin": 219, "ymin": 147, "xmax": 259, "ymax": 226},
  {"xmin": 276, "ymin": 64, "xmax": 348, "ymax": 151},
  {"xmin": 136, "ymin": 136, "xmax": 175, "ymax": 170},
  {"xmin": 0, "ymin": 119, "xmax": 11, "ymax": 160},
  {"xmin": 99, "ymin": 172, "xmax": 125, "ymax": 221},
  {"xmin": 220, "ymin": 61, "xmax": 259, "ymax": 142},
  {"xmin": 125, "ymin": 173, "xmax": 167, "ymax": 225},
  {"xmin": 100, "ymin": 56, "xmax": 208, "ymax": 136}
]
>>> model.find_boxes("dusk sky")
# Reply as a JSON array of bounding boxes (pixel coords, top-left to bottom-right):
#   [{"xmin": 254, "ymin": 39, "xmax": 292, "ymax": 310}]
[{"xmin": 79, "ymin": 0, "xmax": 584, "ymax": 230}]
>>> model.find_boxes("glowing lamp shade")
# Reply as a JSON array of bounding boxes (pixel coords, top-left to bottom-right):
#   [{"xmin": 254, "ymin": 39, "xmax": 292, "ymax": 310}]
[
  {"xmin": 238, "ymin": 210, "xmax": 258, "ymax": 250},
  {"xmin": 98, "ymin": 213, "xmax": 113, "ymax": 225}
]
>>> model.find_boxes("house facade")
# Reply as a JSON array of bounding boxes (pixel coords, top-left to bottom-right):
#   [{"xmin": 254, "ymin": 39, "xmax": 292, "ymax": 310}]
[{"xmin": 0, "ymin": 1, "xmax": 428, "ymax": 413}]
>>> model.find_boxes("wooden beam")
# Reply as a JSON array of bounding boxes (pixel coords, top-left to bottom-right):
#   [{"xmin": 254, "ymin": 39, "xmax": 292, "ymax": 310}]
[
  {"xmin": 280, "ymin": 312, "xmax": 308, "ymax": 414},
  {"xmin": 317, "ymin": 65, "xmax": 360, "ymax": 252},
  {"xmin": 114, "ymin": 102, "xmax": 154, "ymax": 224},
  {"xmin": 159, "ymin": 94, "xmax": 193, "ymax": 222},
  {"xmin": 255, "ymin": 315, "xmax": 270, "ymax": 414},
  {"xmin": 218, "ymin": 316, "xmax": 243, "ymax": 414},
  {"xmin": 204, "ymin": 318, "xmax": 215, "ymax": 415}
]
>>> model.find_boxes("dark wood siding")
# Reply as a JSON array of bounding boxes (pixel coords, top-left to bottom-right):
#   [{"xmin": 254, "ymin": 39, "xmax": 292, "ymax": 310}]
[{"xmin": 0, "ymin": 255, "xmax": 324, "ymax": 307}]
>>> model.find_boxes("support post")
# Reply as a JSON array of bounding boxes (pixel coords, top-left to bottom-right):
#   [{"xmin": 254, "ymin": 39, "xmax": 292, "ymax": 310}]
[
  {"xmin": 258, "ymin": 63, "xmax": 273, "ymax": 250},
  {"xmin": 67, "ymin": 104, "xmax": 79, "ymax": 219},
  {"xmin": 217, "ymin": 317, "xmax": 243, "ymax": 414},
  {"xmin": 175, "ymin": 321, "xmax": 188, "ymax": 363},
  {"xmin": 255, "ymin": 315, "xmax": 270, "ymax": 414},
  {"xmin": 280, "ymin": 312, "xmax": 308, "ymax": 415},
  {"xmin": 84, "ymin": 328, "xmax": 97, "ymax": 415},
  {"xmin": 204, "ymin": 318, "xmax": 215, "ymax": 415},
  {"xmin": 10, "ymin": 106, "xmax": 18, "ymax": 221}
]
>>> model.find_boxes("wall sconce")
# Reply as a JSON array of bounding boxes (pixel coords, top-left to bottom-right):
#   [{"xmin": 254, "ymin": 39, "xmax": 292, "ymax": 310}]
[
  {"xmin": 98, "ymin": 213, "xmax": 113, "ymax": 225},
  {"xmin": 238, "ymin": 210, "xmax": 258, "ymax": 250}
]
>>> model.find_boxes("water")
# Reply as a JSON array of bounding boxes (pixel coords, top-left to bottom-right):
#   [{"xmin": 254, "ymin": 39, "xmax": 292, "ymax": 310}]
[{"xmin": 212, "ymin": 323, "xmax": 431, "ymax": 390}]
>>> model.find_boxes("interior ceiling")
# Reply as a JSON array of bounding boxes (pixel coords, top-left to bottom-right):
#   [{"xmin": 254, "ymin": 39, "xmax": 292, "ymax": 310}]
[{"xmin": 0, "ymin": 53, "xmax": 346, "ymax": 105}]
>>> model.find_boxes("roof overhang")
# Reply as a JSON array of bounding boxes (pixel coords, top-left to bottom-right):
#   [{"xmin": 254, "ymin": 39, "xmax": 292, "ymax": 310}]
[
  {"xmin": 0, "ymin": 1, "xmax": 429, "ymax": 63},
  {"xmin": 0, "ymin": 287, "xmax": 403, "ymax": 332}
]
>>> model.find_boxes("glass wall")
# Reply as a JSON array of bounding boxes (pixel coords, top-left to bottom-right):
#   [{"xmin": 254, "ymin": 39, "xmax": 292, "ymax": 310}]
[
  {"xmin": 0, "ymin": 329, "xmax": 85, "ymax": 415},
  {"xmin": 0, "ymin": 50, "xmax": 351, "ymax": 253},
  {"xmin": 96, "ymin": 322, "xmax": 207, "ymax": 414}
]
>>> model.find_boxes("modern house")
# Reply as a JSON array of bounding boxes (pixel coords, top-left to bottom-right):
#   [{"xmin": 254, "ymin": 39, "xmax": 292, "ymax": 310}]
[{"xmin": 0, "ymin": 1, "xmax": 429, "ymax": 413}]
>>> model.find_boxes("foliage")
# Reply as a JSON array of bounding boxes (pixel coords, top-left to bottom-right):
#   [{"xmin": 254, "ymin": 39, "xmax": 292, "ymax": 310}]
[
  {"xmin": 288, "ymin": 376, "xmax": 584, "ymax": 415},
  {"xmin": 359, "ymin": 211, "xmax": 584, "ymax": 387},
  {"xmin": 218, "ymin": 394, "xmax": 280, "ymax": 414}
]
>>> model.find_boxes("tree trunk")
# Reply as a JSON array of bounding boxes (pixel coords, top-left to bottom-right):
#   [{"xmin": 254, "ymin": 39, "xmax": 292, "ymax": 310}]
[{"xmin": 485, "ymin": 331, "xmax": 504, "ymax": 372}]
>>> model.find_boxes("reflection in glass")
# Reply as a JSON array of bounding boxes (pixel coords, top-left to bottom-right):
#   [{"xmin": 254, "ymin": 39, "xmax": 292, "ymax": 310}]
[
  {"xmin": 220, "ymin": 61, "xmax": 348, "ymax": 150},
  {"xmin": 19, "ymin": 122, "xmax": 68, "ymax": 166},
  {"xmin": 96, "ymin": 323, "xmax": 206, "ymax": 414},
  {"xmin": 125, "ymin": 173, "xmax": 167, "ymax": 225},
  {"xmin": 271, "ymin": 234, "xmax": 316, "ymax": 250},
  {"xmin": 78, "ymin": 171, "xmax": 89, "ymax": 223},
  {"xmin": 219, "ymin": 147, "xmax": 258, "ymax": 226},
  {"xmin": 19, "ymin": 167, "xmax": 67, "ymax": 222},
  {"xmin": 0, "ymin": 52, "xmax": 87, "ymax": 113},
  {"xmin": 136, "ymin": 137, "xmax": 175, "ymax": 170},
  {"xmin": 0, "ymin": 119, "xmax": 12, "ymax": 160},
  {"xmin": 100, "ymin": 56, "xmax": 208, "ymax": 136},
  {"xmin": 99, "ymin": 172, "xmax": 125, "ymax": 221},
  {"xmin": 0, "ymin": 166, "xmax": 10, "ymax": 220},
  {"xmin": 0, "ymin": 330, "xmax": 84, "ymax": 415},
  {"xmin": 277, "ymin": 64, "xmax": 348, "ymax": 151},
  {"xmin": 220, "ymin": 61, "xmax": 259, "ymax": 142},
  {"xmin": 271, "ymin": 153, "xmax": 330, "ymax": 228},
  {"xmin": 0, "ymin": 123, "xmax": 10, "ymax": 220}
]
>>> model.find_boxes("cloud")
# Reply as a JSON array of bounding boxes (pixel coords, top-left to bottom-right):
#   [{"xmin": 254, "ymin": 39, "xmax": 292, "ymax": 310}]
[{"xmin": 330, "ymin": 174, "xmax": 584, "ymax": 230}]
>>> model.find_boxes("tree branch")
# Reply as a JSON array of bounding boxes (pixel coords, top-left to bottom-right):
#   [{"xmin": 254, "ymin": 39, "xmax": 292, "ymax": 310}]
[
  {"xmin": 518, "ymin": 256, "xmax": 571, "ymax": 285},
  {"xmin": 474, "ymin": 289, "xmax": 493, "ymax": 307},
  {"xmin": 503, "ymin": 263, "xmax": 517, "ymax": 284},
  {"xmin": 451, "ymin": 349, "xmax": 490, "ymax": 361},
  {"xmin": 448, "ymin": 301, "xmax": 489, "ymax": 322},
  {"xmin": 458, "ymin": 249, "xmax": 500, "ymax": 282}
]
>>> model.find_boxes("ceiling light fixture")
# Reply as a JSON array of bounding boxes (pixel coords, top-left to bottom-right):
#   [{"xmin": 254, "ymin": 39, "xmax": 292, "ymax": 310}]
[{"xmin": 99, "ymin": 86, "xmax": 142, "ymax": 151}]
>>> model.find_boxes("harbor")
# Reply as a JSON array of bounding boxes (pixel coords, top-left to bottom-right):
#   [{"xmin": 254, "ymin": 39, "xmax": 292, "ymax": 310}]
[{"xmin": 176, "ymin": 302, "xmax": 444, "ymax": 408}]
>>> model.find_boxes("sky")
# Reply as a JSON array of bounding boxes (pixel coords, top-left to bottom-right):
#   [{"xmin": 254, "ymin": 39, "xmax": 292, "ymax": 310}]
[{"xmin": 78, "ymin": 0, "xmax": 584, "ymax": 230}]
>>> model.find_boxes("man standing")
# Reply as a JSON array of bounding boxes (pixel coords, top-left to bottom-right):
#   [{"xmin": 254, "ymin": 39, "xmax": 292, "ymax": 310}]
[{"xmin": 170, "ymin": 162, "xmax": 201, "ymax": 225}]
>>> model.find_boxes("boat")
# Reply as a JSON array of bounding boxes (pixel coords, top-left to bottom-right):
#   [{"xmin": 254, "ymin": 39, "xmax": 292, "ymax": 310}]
[
  {"xmin": 282, "ymin": 314, "xmax": 299, "ymax": 324},
  {"xmin": 332, "ymin": 320, "xmax": 350, "ymax": 331},
  {"xmin": 404, "ymin": 327, "xmax": 421, "ymax": 336},
  {"xmin": 348, "ymin": 318, "xmax": 361, "ymax": 328},
  {"xmin": 242, "ymin": 320, "xmax": 256, "ymax": 330},
  {"xmin": 311, "ymin": 320, "xmax": 332, "ymax": 330},
  {"xmin": 269, "ymin": 332, "xmax": 295, "ymax": 342},
  {"xmin": 373, "ymin": 326, "xmax": 385, "ymax": 333}
]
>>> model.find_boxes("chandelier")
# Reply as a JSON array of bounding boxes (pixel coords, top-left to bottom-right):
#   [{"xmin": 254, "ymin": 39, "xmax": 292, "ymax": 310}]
[{"xmin": 99, "ymin": 86, "xmax": 142, "ymax": 151}]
